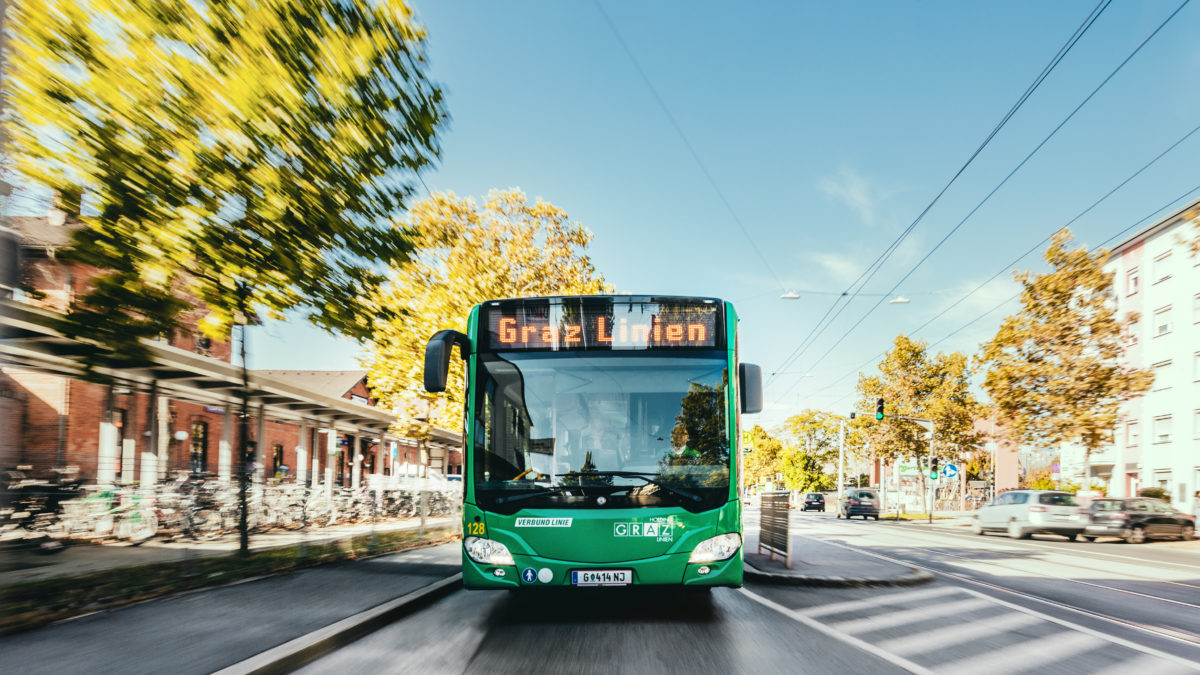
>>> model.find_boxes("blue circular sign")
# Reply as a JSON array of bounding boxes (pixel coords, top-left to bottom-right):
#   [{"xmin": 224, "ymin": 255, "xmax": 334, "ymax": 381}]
[{"xmin": 521, "ymin": 568, "xmax": 537, "ymax": 584}]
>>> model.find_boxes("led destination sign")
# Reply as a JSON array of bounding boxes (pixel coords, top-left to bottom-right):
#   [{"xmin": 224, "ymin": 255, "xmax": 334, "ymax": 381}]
[{"xmin": 484, "ymin": 300, "xmax": 721, "ymax": 351}]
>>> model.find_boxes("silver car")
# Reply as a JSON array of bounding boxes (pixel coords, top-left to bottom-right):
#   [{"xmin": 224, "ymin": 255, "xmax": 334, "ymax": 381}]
[{"xmin": 971, "ymin": 490, "xmax": 1087, "ymax": 540}]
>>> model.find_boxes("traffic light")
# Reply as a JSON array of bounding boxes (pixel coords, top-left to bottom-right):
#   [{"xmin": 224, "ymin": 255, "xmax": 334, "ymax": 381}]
[
  {"xmin": 875, "ymin": 398, "xmax": 885, "ymax": 420},
  {"xmin": 931, "ymin": 457, "xmax": 939, "ymax": 473}
]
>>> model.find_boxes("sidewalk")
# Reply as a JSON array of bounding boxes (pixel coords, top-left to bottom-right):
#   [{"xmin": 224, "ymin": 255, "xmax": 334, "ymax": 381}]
[
  {"xmin": 0, "ymin": 516, "xmax": 457, "ymax": 586},
  {"xmin": 743, "ymin": 526, "xmax": 933, "ymax": 587},
  {"xmin": 0, "ymin": 542, "xmax": 463, "ymax": 675},
  {"xmin": 0, "ymin": 516, "xmax": 460, "ymax": 634}
]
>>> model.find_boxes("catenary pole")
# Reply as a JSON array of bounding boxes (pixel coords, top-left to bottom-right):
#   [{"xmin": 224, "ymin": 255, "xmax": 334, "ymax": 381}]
[{"xmin": 837, "ymin": 418, "xmax": 846, "ymax": 498}]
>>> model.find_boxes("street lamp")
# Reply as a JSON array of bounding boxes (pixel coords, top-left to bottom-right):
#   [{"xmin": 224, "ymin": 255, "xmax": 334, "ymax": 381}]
[
  {"xmin": 780, "ymin": 290, "xmax": 800, "ymax": 300},
  {"xmin": 888, "ymin": 295, "xmax": 910, "ymax": 304}
]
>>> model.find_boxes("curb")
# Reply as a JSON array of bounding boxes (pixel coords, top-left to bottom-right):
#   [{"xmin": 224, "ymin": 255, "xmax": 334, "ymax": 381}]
[
  {"xmin": 215, "ymin": 573, "xmax": 462, "ymax": 675},
  {"xmin": 743, "ymin": 562, "xmax": 933, "ymax": 588}
]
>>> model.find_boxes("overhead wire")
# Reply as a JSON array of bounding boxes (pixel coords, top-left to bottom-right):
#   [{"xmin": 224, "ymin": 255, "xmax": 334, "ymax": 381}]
[
  {"xmin": 780, "ymin": 0, "xmax": 1191, "ymax": 390},
  {"xmin": 592, "ymin": 0, "xmax": 785, "ymax": 291},
  {"xmin": 796, "ymin": 181, "xmax": 1200, "ymax": 409},
  {"xmin": 766, "ymin": 0, "xmax": 1114, "ymax": 386}
]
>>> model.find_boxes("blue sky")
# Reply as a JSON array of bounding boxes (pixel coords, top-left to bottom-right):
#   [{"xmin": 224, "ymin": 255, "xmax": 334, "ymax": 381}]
[{"xmin": 139, "ymin": 2, "xmax": 1200, "ymax": 429}]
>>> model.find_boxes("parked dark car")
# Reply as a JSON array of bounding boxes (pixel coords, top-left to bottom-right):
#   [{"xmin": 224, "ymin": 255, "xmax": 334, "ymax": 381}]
[
  {"xmin": 802, "ymin": 492, "xmax": 825, "ymax": 512},
  {"xmin": 837, "ymin": 488, "xmax": 879, "ymax": 520},
  {"xmin": 1084, "ymin": 497, "xmax": 1195, "ymax": 543}
]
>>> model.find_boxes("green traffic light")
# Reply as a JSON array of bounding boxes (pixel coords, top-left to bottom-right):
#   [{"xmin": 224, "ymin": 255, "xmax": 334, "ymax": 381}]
[{"xmin": 875, "ymin": 412, "xmax": 883, "ymax": 420}]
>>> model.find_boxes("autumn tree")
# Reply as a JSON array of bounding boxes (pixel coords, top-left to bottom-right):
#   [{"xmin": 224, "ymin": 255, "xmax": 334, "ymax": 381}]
[
  {"xmin": 856, "ymin": 335, "xmax": 981, "ymax": 466},
  {"xmin": 363, "ymin": 189, "xmax": 611, "ymax": 439},
  {"xmin": 778, "ymin": 446, "xmax": 835, "ymax": 493},
  {"xmin": 1181, "ymin": 204, "xmax": 1199, "ymax": 258},
  {"xmin": 4, "ymin": 0, "xmax": 445, "ymax": 367},
  {"xmin": 776, "ymin": 409, "xmax": 840, "ymax": 492},
  {"xmin": 742, "ymin": 425, "xmax": 783, "ymax": 488},
  {"xmin": 979, "ymin": 228, "xmax": 1152, "ymax": 478}
]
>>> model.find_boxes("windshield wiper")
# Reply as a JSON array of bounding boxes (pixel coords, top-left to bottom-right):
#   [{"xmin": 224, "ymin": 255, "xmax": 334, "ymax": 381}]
[
  {"xmin": 557, "ymin": 471, "xmax": 702, "ymax": 503},
  {"xmin": 494, "ymin": 485, "xmax": 575, "ymax": 505}
]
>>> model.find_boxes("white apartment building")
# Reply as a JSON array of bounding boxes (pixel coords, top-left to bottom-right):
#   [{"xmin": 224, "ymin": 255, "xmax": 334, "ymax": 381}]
[{"xmin": 1096, "ymin": 199, "xmax": 1199, "ymax": 505}]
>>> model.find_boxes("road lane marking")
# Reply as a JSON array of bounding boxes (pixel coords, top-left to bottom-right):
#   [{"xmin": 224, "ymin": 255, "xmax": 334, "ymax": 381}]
[
  {"xmin": 842, "ymin": 535, "xmax": 1200, "ymax": 612},
  {"xmin": 809, "ymin": 521, "xmax": 1200, "ymax": 602},
  {"xmin": 809, "ymin": 536, "xmax": 1200, "ymax": 668},
  {"xmin": 933, "ymin": 630, "xmax": 1100, "ymax": 673},
  {"xmin": 740, "ymin": 588, "xmax": 935, "ymax": 675},
  {"xmin": 818, "ymin": 517, "xmax": 1200, "ymax": 575},
  {"xmin": 829, "ymin": 597, "xmax": 992, "ymax": 634},
  {"xmin": 1091, "ymin": 653, "xmax": 1199, "ymax": 675},
  {"xmin": 876, "ymin": 612, "xmax": 1042, "ymax": 654},
  {"xmin": 803, "ymin": 585, "xmax": 962, "ymax": 618}
]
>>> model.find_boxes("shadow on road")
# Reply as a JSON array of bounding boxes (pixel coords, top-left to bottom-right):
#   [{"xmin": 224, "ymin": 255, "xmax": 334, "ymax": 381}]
[{"xmin": 486, "ymin": 586, "xmax": 718, "ymax": 625}]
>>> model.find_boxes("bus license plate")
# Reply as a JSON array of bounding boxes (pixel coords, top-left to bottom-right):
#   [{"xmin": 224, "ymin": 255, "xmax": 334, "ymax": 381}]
[{"xmin": 572, "ymin": 570, "xmax": 632, "ymax": 586}]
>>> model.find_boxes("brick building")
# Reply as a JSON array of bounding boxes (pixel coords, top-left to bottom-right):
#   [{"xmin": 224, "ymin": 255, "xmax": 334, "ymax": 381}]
[{"xmin": 1, "ymin": 214, "xmax": 461, "ymax": 486}]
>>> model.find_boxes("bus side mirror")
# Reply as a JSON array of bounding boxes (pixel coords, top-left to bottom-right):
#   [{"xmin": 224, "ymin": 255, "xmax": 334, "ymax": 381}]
[
  {"xmin": 424, "ymin": 330, "xmax": 471, "ymax": 393},
  {"xmin": 739, "ymin": 363, "xmax": 763, "ymax": 414}
]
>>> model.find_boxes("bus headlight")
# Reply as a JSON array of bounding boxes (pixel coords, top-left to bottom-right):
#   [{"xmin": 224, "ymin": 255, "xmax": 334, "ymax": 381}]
[
  {"xmin": 464, "ymin": 536, "xmax": 515, "ymax": 566},
  {"xmin": 688, "ymin": 533, "xmax": 741, "ymax": 564}
]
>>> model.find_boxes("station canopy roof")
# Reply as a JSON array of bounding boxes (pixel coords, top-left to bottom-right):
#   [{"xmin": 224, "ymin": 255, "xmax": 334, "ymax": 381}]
[{"xmin": 0, "ymin": 299, "xmax": 460, "ymax": 445}]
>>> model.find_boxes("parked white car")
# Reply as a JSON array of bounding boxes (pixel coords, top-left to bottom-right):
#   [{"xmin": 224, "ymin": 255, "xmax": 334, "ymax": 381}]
[{"xmin": 971, "ymin": 489, "xmax": 1087, "ymax": 540}]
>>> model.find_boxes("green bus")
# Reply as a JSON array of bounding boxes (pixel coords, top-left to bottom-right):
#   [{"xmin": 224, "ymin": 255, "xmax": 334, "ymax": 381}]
[{"xmin": 424, "ymin": 295, "xmax": 761, "ymax": 589}]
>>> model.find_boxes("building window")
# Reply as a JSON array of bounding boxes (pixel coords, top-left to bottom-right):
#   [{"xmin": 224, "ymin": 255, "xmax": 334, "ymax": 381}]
[
  {"xmin": 1194, "ymin": 352, "xmax": 1200, "ymax": 381},
  {"xmin": 1126, "ymin": 268, "xmax": 1139, "ymax": 296},
  {"xmin": 1126, "ymin": 316, "xmax": 1139, "ymax": 346},
  {"xmin": 1154, "ymin": 306, "xmax": 1172, "ymax": 336},
  {"xmin": 1194, "ymin": 293, "xmax": 1200, "ymax": 323},
  {"xmin": 112, "ymin": 409, "xmax": 127, "ymax": 437},
  {"xmin": 190, "ymin": 421, "xmax": 209, "ymax": 473},
  {"xmin": 272, "ymin": 443, "xmax": 284, "ymax": 476},
  {"xmin": 1126, "ymin": 421, "xmax": 1139, "ymax": 447},
  {"xmin": 1153, "ymin": 415, "xmax": 1172, "ymax": 444},
  {"xmin": 1195, "ymin": 410, "xmax": 1200, "ymax": 440},
  {"xmin": 1152, "ymin": 252, "xmax": 1171, "ymax": 284},
  {"xmin": 350, "ymin": 394, "xmax": 368, "ymax": 404},
  {"xmin": 1152, "ymin": 361, "xmax": 1171, "ymax": 390}
]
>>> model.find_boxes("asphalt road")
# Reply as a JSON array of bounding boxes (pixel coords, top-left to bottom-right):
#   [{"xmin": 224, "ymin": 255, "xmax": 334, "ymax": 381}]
[
  {"xmin": 0, "ymin": 545, "xmax": 461, "ymax": 675},
  {"xmin": 7, "ymin": 512, "xmax": 1198, "ymax": 674},
  {"xmin": 301, "ymin": 512, "xmax": 1200, "ymax": 674}
]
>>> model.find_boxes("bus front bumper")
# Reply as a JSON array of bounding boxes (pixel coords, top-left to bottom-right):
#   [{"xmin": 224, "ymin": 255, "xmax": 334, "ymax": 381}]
[{"xmin": 462, "ymin": 547, "xmax": 744, "ymax": 589}]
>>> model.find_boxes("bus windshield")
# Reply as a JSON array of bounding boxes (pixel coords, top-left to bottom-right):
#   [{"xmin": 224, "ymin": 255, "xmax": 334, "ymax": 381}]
[{"xmin": 472, "ymin": 351, "xmax": 730, "ymax": 513}]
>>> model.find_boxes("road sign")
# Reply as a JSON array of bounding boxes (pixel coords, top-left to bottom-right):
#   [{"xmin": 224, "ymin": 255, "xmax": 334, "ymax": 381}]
[
  {"xmin": 941, "ymin": 463, "xmax": 958, "ymax": 479},
  {"xmin": 742, "ymin": 430, "xmax": 753, "ymax": 449}
]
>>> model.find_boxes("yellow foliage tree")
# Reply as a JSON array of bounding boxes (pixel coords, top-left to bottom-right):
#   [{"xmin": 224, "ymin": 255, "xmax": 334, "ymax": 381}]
[
  {"xmin": 363, "ymin": 189, "xmax": 611, "ymax": 441},
  {"xmin": 4, "ymin": 0, "xmax": 444, "ymax": 372},
  {"xmin": 742, "ymin": 425, "xmax": 783, "ymax": 488},
  {"xmin": 979, "ymin": 228, "xmax": 1153, "ymax": 477}
]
